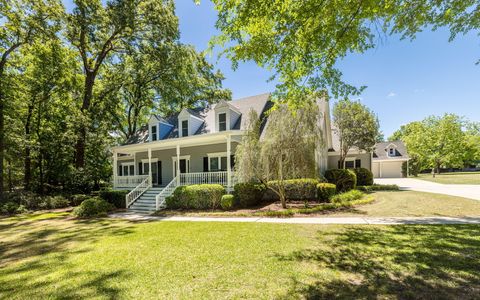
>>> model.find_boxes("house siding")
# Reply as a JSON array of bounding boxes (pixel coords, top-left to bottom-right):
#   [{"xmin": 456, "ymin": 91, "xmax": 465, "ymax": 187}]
[{"xmin": 327, "ymin": 152, "xmax": 372, "ymax": 170}]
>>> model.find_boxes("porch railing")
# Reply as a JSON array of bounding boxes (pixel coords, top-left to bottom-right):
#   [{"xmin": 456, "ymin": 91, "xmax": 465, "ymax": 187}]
[
  {"xmin": 125, "ymin": 176, "xmax": 152, "ymax": 208},
  {"xmin": 179, "ymin": 171, "xmax": 230, "ymax": 186},
  {"xmin": 115, "ymin": 175, "xmax": 149, "ymax": 188},
  {"xmin": 155, "ymin": 175, "xmax": 178, "ymax": 210}
]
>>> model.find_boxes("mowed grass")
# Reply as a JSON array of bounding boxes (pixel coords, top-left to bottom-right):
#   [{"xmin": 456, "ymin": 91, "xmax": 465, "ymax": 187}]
[
  {"xmin": 1, "ymin": 213, "xmax": 480, "ymax": 299},
  {"xmin": 332, "ymin": 190, "xmax": 480, "ymax": 217},
  {"xmin": 416, "ymin": 171, "xmax": 480, "ymax": 184}
]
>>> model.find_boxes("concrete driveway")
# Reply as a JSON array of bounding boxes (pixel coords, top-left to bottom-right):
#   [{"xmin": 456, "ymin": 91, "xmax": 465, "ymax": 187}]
[{"xmin": 374, "ymin": 178, "xmax": 480, "ymax": 201}]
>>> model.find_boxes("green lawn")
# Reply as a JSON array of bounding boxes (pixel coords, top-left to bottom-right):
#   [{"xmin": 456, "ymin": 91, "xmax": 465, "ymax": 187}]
[
  {"xmin": 1, "ymin": 212, "xmax": 480, "ymax": 299},
  {"xmin": 415, "ymin": 171, "xmax": 480, "ymax": 184},
  {"xmin": 333, "ymin": 190, "xmax": 480, "ymax": 217}
]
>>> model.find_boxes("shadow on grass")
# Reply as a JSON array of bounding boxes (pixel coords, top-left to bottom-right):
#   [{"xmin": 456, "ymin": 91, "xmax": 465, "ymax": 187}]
[
  {"xmin": 0, "ymin": 214, "xmax": 135, "ymax": 299},
  {"xmin": 276, "ymin": 225, "xmax": 480, "ymax": 299}
]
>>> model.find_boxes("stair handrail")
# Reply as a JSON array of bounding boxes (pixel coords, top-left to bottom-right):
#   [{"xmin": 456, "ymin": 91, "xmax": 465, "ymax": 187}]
[
  {"xmin": 155, "ymin": 175, "xmax": 178, "ymax": 210},
  {"xmin": 126, "ymin": 176, "xmax": 152, "ymax": 208}
]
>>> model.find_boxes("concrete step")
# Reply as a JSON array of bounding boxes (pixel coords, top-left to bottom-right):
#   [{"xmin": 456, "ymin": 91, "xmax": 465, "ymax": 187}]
[{"xmin": 131, "ymin": 202, "xmax": 156, "ymax": 208}]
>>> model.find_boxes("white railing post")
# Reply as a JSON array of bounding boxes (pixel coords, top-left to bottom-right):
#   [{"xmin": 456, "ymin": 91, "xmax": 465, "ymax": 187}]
[
  {"xmin": 113, "ymin": 150, "xmax": 117, "ymax": 188},
  {"xmin": 227, "ymin": 135, "xmax": 231, "ymax": 188},
  {"xmin": 176, "ymin": 145, "xmax": 180, "ymax": 186}
]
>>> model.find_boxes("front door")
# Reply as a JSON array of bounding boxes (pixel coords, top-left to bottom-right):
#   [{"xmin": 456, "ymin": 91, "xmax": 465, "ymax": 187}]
[
  {"xmin": 142, "ymin": 161, "xmax": 161, "ymax": 186},
  {"xmin": 179, "ymin": 159, "xmax": 187, "ymax": 174}
]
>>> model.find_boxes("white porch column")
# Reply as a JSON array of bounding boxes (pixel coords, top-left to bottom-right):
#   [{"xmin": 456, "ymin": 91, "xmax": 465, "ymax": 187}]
[
  {"xmin": 148, "ymin": 148, "xmax": 152, "ymax": 185},
  {"xmin": 227, "ymin": 134, "xmax": 231, "ymax": 188},
  {"xmin": 176, "ymin": 145, "xmax": 181, "ymax": 185},
  {"xmin": 113, "ymin": 150, "xmax": 117, "ymax": 188},
  {"xmin": 133, "ymin": 152, "xmax": 137, "ymax": 175}
]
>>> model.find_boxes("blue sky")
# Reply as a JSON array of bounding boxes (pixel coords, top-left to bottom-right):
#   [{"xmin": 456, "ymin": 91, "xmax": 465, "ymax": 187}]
[{"xmin": 64, "ymin": 0, "xmax": 479, "ymax": 138}]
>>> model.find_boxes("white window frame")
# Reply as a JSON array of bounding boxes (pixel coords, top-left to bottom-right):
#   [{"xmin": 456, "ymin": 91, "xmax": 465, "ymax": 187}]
[
  {"xmin": 207, "ymin": 152, "xmax": 228, "ymax": 171},
  {"xmin": 344, "ymin": 157, "xmax": 357, "ymax": 169},
  {"xmin": 120, "ymin": 162, "xmax": 134, "ymax": 176},
  {"xmin": 181, "ymin": 119, "xmax": 189, "ymax": 137},
  {"xmin": 151, "ymin": 125, "xmax": 157, "ymax": 141},
  {"xmin": 172, "ymin": 155, "xmax": 191, "ymax": 176},
  {"xmin": 218, "ymin": 112, "xmax": 227, "ymax": 132},
  {"xmin": 388, "ymin": 148, "xmax": 395, "ymax": 156}
]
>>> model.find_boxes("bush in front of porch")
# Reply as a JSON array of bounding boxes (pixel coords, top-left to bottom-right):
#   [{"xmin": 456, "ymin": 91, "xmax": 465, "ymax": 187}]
[{"xmin": 166, "ymin": 184, "xmax": 225, "ymax": 210}]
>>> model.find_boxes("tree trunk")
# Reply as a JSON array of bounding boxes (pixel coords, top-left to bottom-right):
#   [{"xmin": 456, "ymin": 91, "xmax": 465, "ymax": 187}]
[
  {"xmin": 0, "ymin": 97, "xmax": 3, "ymax": 199},
  {"xmin": 75, "ymin": 71, "xmax": 95, "ymax": 168},
  {"xmin": 24, "ymin": 103, "xmax": 34, "ymax": 190}
]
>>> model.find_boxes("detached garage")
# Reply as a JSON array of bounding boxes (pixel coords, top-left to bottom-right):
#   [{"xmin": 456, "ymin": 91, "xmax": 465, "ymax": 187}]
[{"xmin": 372, "ymin": 141, "xmax": 409, "ymax": 178}]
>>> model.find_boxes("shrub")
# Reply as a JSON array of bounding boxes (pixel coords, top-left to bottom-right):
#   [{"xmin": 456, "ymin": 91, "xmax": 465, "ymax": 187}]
[
  {"xmin": 331, "ymin": 190, "xmax": 364, "ymax": 204},
  {"xmin": 233, "ymin": 182, "xmax": 266, "ymax": 208},
  {"xmin": 356, "ymin": 184, "xmax": 399, "ymax": 192},
  {"xmin": 317, "ymin": 183, "xmax": 336, "ymax": 202},
  {"xmin": 324, "ymin": 169, "xmax": 357, "ymax": 193},
  {"xmin": 166, "ymin": 184, "xmax": 225, "ymax": 210},
  {"xmin": 70, "ymin": 194, "xmax": 90, "ymax": 206},
  {"xmin": 266, "ymin": 178, "xmax": 320, "ymax": 200},
  {"xmin": 73, "ymin": 197, "xmax": 115, "ymax": 218},
  {"xmin": 4, "ymin": 191, "xmax": 42, "ymax": 209},
  {"xmin": 1, "ymin": 202, "xmax": 20, "ymax": 215},
  {"xmin": 48, "ymin": 196, "xmax": 70, "ymax": 209},
  {"xmin": 99, "ymin": 190, "xmax": 129, "ymax": 209},
  {"xmin": 353, "ymin": 168, "xmax": 373, "ymax": 186},
  {"xmin": 221, "ymin": 194, "xmax": 235, "ymax": 210}
]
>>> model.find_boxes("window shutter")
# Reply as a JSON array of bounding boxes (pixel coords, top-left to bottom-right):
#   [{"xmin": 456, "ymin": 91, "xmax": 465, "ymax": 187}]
[
  {"xmin": 203, "ymin": 157, "xmax": 209, "ymax": 172},
  {"xmin": 157, "ymin": 161, "xmax": 162, "ymax": 185},
  {"xmin": 118, "ymin": 165, "xmax": 122, "ymax": 176},
  {"xmin": 138, "ymin": 162, "xmax": 142, "ymax": 175},
  {"xmin": 338, "ymin": 161, "xmax": 341, "ymax": 169},
  {"xmin": 230, "ymin": 155, "xmax": 235, "ymax": 169},
  {"xmin": 355, "ymin": 159, "xmax": 361, "ymax": 168}
]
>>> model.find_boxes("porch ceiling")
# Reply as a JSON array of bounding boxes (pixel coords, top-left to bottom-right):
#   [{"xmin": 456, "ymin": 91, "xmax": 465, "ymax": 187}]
[{"xmin": 113, "ymin": 130, "xmax": 243, "ymax": 155}]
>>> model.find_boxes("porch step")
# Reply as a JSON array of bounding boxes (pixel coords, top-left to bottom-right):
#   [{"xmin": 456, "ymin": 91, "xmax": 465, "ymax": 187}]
[{"xmin": 127, "ymin": 187, "xmax": 164, "ymax": 214}]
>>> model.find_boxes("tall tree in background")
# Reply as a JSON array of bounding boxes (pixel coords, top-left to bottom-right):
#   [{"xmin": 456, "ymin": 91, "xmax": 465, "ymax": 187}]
[
  {"xmin": 66, "ymin": 0, "xmax": 179, "ymax": 168},
  {"xmin": 102, "ymin": 43, "xmax": 230, "ymax": 141},
  {"xmin": 210, "ymin": 0, "xmax": 479, "ymax": 105},
  {"xmin": 333, "ymin": 99, "xmax": 379, "ymax": 169},
  {"xmin": 0, "ymin": 0, "xmax": 63, "ymax": 199}
]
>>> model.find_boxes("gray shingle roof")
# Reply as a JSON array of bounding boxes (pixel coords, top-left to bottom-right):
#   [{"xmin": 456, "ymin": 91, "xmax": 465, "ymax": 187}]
[
  {"xmin": 124, "ymin": 93, "xmax": 272, "ymax": 145},
  {"xmin": 373, "ymin": 141, "xmax": 409, "ymax": 160}
]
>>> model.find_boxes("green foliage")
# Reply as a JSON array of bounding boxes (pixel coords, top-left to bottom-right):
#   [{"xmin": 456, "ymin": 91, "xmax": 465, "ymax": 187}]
[
  {"xmin": 390, "ymin": 114, "xmax": 469, "ymax": 173},
  {"xmin": 70, "ymin": 194, "xmax": 90, "ymax": 206},
  {"xmin": 220, "ymin": 194, "xmax": 235, "ymax": 210},
  {"xmin": 0, "ymin": 202, "xmax": 27, "ymax": 215},
  {"xmin": 353, "ymin": 168, "xmax": 374, "ymax": 186},
  {"xmin": 331, "ymin": 190, "xmax": 365, "ymax": 204},
  {"xmin": 211, "ymin": 0, "xmax": 479, "ymax": 104},
  {"xmin": 324, "ymin": 169, "xmax": 357, "ymax": 193},
  {"xmin": 356, "ymin": 184, "xmax": 399, "ymax": 192},
  {"xmin": 333, "ymin": 99, "xmax": 379, "ymax": 167},
  {"xmin": 233, "ymin": 182, "xmax": 266, "ymax": 208},
  {"xmin": 73, "ymin": 197, "xmax": 114, "ymax": 218},
  {"xmin": 317, "ymin": 183, "xmax": 337, "ymax": 202},
  {"xmin": 266, "ymin": 178, "xmax": 321, "ymax": 201},
  {"xmin": 166, "ymin": 184, "xmax": 226, "ymax": 210},
  {"xmin": 46, "ymin": 196, "xmax": 70, "ymax": 209},
  {"xmin": 99, "ymin": 190, "xmax": 128, "ymax": 209}
]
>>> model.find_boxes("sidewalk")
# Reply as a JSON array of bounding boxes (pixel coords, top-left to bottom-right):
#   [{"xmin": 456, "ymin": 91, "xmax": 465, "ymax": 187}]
[{"xmin": 110, "ymin": 212, "xmax": 480, "ymax": 225}]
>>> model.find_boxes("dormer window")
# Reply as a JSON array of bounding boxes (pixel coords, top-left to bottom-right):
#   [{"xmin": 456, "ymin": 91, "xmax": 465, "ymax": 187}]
[
  {"xmin": 389, "ymin": 148, "xmax": 395, "ymax": 156},
  {"xmin": 219, "ymin": 113, "xmax": 227, "ymax": 131},
  {"xmin": 182, "ymin": 120, "xmax": 188, "ymax": 137},
  {"xmin": 151, "ymin": 125, "xmax": 157, "ymax": 141}
]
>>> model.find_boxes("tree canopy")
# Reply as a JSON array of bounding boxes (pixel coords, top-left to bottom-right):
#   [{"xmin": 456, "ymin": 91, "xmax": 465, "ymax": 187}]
[{"xmin": 210, "ymin": 0, "xmax": 480, "ymax": 104}]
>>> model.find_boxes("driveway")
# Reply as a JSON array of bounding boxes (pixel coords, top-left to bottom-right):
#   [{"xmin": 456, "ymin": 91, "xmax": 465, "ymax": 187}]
[{"xmin": 374, "ymin": 178, "xmax": 480, "ymax": 201}]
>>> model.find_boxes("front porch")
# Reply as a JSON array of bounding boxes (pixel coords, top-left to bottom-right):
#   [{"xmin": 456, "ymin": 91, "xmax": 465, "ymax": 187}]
[{"xmin": 112, "ymin": 131, "xmax": 242, "ymax": 190}]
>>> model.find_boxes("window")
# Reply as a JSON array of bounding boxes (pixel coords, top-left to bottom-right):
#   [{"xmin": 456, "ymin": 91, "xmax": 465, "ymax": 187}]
[
  {"xmin": 182, "ymin": 120, "xmax": 188, "ymax": 137},
  {"xmin": 151, "ymin": 125, "xmax": 157, "ymax": 141},
  {"xmin": 218, "ymin": 113, "xmax": 227, "ymax": 131},
  {"xmin": 389, "ymin": 148, "xmax": 395, "ymax": 156},
  {"xmin": 120, "ymin": 163, "xmax": 134, "ymax": 176},
  {"xmin": 345, "ymin": 160, "xmax": 355, "ymax": 169},
  {"xmin": 209, "ymin": 155, "xmax": 228, "ymax": 171}
]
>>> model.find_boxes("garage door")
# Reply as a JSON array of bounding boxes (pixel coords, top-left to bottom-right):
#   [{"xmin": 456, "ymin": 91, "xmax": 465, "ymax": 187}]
[{"xmin": 373, "ymin": 161, "xmax": 403, "ymax": 178}]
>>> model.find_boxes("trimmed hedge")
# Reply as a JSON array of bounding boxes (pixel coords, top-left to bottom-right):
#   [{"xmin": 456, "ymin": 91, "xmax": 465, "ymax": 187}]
[
  {"xmin": 70, "ymin": 194, "xmax": 90, "ymax": 206},
  {"xmin": 353, "ymin": 168, "xmax": 374, "ymax": 186},
  {"xmin": 100, "ymin": 189, "xmax": 129, "ymax": 208},
  {"xmin": 266, "ymin": 178, "xmax": 320, "ymax": 201},
  {"xmin": 356, "ymin": 184, "xmax": 399, "ymax": 192},
  {"xmin": 221, "ymin": 194, "xmax": 235, "ymax": 210},
  {"xmin": 233, "ymin": 182, "xmax": 266, "ymax": 208},
  {"xmin": 324, "ymin": 169, "xmax": 357, "ymax": 193},
  {"xmin": 317, "ymin": 183, "xmax": 336, "ymax": 202},
  {"xmin": 73, "ymin": 197, "xmax": 115, "ymax": 218},
  {"xmin": 165, "ymin": 184, "xmax": 226, "ymax": 210},
  {"xmin": 0, "ymin": 202, "xmax": 27, "ymax": 215}
]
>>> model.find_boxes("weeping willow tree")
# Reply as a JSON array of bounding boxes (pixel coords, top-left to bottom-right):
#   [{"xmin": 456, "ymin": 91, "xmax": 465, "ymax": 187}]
[{"xmin": 235, "ymin": 100, "xmax": 324, "ymax": 208}]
